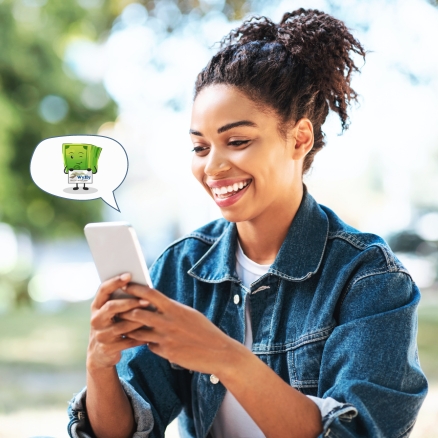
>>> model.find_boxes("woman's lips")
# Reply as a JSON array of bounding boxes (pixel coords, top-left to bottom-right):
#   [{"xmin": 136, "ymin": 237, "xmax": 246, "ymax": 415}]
[{"xmin": 212, "ymin": 180, "xmax": 252, "ymax": 208}]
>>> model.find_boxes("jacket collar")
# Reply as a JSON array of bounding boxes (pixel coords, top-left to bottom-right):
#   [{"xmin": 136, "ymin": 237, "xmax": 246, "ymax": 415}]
[{"xmin": 188, "ymin": 188, "xmax": 329, "ymax": 283}]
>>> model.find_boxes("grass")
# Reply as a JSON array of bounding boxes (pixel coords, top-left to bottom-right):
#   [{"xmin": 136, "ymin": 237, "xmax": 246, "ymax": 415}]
[{"xmin": 0, "ymin": 301, "xmax": 91, "ymax": 413}]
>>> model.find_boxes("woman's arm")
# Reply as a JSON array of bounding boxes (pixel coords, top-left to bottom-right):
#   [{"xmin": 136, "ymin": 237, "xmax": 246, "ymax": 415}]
[
  {"xmin": 216, "ymin": 344, "xmax": 322, "ymax": 437},
  {"xmin": 86, "ymin": 366, "xmax": 135, "ymax": 437},
  {"xmin": 84, "ymin": 274, "xmax": 148, "ymax": 438},
  {"xmin": 121, "ymin": 284, "xmax": 322, "ymax": 438}
]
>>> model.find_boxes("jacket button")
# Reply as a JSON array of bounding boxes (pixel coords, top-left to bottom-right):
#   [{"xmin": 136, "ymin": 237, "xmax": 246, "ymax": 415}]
[
  {"xmin": 233, "ymin": 294, "xmax": 240, "ymax": 304},
  {"xmin": 210, "ymin": 374, "xmax": 220, "ymax": 384}
]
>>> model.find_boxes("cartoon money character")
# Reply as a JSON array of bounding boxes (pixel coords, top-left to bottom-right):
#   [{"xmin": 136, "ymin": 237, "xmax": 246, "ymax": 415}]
[{"xmin": 62, "ymin": 143, "xmax": 102, "ymax": 191}]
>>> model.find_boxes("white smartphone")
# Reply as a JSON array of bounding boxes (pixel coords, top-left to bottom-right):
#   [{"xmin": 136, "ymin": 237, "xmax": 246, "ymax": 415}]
[{"xmin": 84, "ymin": 222, "xmax": 153, "ymax": 300}]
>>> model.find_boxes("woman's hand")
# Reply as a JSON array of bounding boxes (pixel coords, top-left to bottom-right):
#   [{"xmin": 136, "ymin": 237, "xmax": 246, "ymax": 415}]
[
  {"xmin": 87, "ymin": 273, "xmax": 149, "ymax": 371},
  {"xmin": 119, "ymin": 284, "xmax": 242, "ymax": 375}
]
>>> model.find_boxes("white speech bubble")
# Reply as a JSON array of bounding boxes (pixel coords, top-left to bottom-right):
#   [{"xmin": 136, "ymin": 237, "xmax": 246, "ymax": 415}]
[{"xmin": 30, "ymin": 135, "xmax": 128, "ymax": 211}]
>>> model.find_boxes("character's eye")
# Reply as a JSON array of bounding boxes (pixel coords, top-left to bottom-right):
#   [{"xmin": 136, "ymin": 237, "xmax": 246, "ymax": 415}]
[{"xmin": 70, "ymin": 155, "xmax": 73, "ymax": 159}]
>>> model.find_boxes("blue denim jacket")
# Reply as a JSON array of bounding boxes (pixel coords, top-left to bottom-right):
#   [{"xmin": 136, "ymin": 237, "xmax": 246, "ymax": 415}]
[{"xmin": 68, "ymin": 189, "xmax": 428, "ymax": 438}]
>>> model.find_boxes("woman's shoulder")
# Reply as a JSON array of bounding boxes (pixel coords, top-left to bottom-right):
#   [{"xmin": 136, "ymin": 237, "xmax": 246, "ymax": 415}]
[
  {"xmin": 149, "ymin": 218, "xmax": 230, "ymax": 271},
  {"xmin": 319, "ymin": 203, "xmax": 408, "ymax": 276}
]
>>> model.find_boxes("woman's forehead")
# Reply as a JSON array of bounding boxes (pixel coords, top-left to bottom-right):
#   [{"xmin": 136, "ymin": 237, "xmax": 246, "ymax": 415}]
[{"xmin": 191, "ymin": 84, "xmax": 273, "ymax": 130}]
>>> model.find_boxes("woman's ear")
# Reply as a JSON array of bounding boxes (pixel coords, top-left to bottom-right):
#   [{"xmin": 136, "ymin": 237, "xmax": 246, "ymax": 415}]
[{"xmin": 291, "ymin": 118, "xmax": 314, "ymax": 160}]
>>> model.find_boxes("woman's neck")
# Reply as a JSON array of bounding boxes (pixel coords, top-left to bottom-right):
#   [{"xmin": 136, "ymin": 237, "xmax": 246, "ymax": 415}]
[{"xmin": 236, "ymin": 184, "xmax": 304, "ymax": 265}]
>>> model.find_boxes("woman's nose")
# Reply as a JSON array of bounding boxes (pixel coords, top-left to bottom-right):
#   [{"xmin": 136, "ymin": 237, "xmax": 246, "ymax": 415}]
[{"xmin": 204, "ymin": 147, "xmax": 231, "ymax": 176}]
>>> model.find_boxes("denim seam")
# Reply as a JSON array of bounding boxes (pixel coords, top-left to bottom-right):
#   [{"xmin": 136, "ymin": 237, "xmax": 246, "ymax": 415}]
[
  {"xmin": 267, "ymin": 277, "xmax": 281, "ymax": 354},
  {"xmin": 269, "ymin": 268, "xmax": 313, "ymax": 282},
  {"xmin": 321, "ymin": 403, "xmax": 358, "ymax": 434},
  {"xmin": 338, "ymin": 269, "xmax": 399, "ymax": 310},
  {"xmin": 396, "ymin": 418, "xmax": 417, "ymax": 438},
  {"xmin": 328, "ymin": 231, "xmax": 368, "ymax": 250},
  {"xmin": 252, "ymin": 324, "xmax": 335, "ymax": 353},
  {"xmin": 150, "ymin": 233, "xmax": 217, "ymax": 272},
  {"xmin": 290, "ymin": 380, "xmax": 318, "ymax": 388},
  {"xmin": 287, "ymin": 349, "xmax": 298, "ymax": 385},
  {"xmin": 187, "ymin": 233, "xmax": 218, "ymax": 245},
  {"xmin": 187, "ymin": 226, "xmax": 232, "ymax": 279},
  {"xmin": 188, "ymin": 273, "xmax": 240, "ymax": 284},
  {"xmin": 328, "ymin": 233, "xmax": 406, "ymax": 274}
]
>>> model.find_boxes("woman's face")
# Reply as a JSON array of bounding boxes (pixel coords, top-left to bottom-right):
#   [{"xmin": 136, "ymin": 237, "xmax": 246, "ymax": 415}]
[{"xmin": 190, "ymin": 84, "xmax": 307, "ymax": 223}]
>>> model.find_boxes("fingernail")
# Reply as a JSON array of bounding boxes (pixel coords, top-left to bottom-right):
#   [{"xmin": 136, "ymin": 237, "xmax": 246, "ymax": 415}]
[
  {"xmin": 122, "ymin": 285, "xmax": 127, "ymax": 291},
  {"xmin": 139, "ymin": 300, "xmax": 149, "ymax": 306},
  {"xmin": 121, "ymin": 273, "xmax": 130, "ymax": 281}
]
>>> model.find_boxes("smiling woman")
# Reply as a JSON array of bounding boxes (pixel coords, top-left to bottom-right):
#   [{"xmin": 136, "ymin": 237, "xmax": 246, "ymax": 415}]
[{"xmin": 68, "ymin": 8, "xmax": 427, "ymax": 438}]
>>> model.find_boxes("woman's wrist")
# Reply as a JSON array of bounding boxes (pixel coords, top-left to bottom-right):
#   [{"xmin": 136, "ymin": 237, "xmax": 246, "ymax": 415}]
[
  {"xmin": 86, "ymin": 357, "xmax": 117, "ymax": 375},
  {"xmin": 213, "ymin": 337, "xmax": 255, "ymax": 384}
]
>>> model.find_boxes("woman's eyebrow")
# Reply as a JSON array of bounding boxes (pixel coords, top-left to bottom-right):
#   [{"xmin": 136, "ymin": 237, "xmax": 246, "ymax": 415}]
[
  {"xmin": 217, "ymin": 120, "xmax": 257, "ymax": 133},
  {"xmin": 189, "ymin": 120, "xmax": 257, "ymax": 137},
  {"xmin": 189, "ymin": 129, "xmax": 203, "ymax": 136}
]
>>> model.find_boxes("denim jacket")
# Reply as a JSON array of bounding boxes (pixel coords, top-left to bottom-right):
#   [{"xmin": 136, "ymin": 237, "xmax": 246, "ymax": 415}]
[{"xmin": 68, "ymin": 189, "xmax": 428, "ymax": 438}]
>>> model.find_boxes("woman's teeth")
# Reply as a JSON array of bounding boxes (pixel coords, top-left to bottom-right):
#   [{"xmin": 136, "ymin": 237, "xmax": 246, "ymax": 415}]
[{"xmin": 211, "ymin": 180, "xmax": 250, "ymax": 198}]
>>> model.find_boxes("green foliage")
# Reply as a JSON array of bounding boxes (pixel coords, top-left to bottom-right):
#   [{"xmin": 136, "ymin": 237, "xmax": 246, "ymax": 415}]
[
  {"xmin": 0, "ymin": 0, "xmax": 256, "ymax": 240},
  {"xmin": 0, "ymin": 0, "xmax": 118, "ymax": 239}
]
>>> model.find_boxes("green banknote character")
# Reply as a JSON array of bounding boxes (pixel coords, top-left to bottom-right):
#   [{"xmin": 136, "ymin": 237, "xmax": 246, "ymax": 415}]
[{"xmin": 62, "ymin": 143, "xmax": 102, "ymax": 191}]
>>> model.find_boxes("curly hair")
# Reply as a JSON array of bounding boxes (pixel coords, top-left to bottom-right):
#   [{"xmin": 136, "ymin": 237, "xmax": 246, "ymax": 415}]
[{"xmin": 194, "ymin": 9, "xmax": 366, "ymax": 174}]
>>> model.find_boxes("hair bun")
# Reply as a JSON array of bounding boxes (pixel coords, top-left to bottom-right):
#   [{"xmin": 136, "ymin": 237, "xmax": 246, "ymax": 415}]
[
  {"xmin": 278, "ymin": 9, "xmax": 365, "ymax": 74},
  {"xmin": 199, "ymin": 9, "xmax": 366, "ymax": 173}
]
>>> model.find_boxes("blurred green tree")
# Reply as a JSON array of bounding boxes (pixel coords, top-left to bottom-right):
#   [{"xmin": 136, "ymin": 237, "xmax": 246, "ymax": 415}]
[
  {"xmin": 0, "ymin": 0, "xmax": 256, "ymax": 240},
  {"xmin": 0, "ymin": 0, "xmax": 119, "ymax": 240}
]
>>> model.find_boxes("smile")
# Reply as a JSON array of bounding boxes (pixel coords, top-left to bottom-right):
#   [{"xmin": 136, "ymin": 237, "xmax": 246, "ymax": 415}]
[
  {"xmin": 207, "ymin": 179, "xmax": 252, "ymax": 207},
  {"xmin": 210, "ymin": 179, "xmax": 251, "ymax": 198}
]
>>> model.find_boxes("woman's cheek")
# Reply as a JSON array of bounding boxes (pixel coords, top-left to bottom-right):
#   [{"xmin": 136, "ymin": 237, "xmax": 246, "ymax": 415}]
[{"xmin": 191, "ymin": 156, "xmax": 204, "ymax": 184}]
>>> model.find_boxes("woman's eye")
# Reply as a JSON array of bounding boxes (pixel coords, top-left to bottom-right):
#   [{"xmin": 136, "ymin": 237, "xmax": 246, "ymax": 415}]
[
  {"xmin": 229, "ymin": 140, "xmax": 250, "ymax": 147},
  {"xmin": 192, "ymin": 146, "xmax": 209, "ymax": 153}
]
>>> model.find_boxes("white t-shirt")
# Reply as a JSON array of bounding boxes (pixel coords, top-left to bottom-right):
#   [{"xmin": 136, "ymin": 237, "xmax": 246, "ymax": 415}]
[
  {"xmin": 210, "ymin": 241, "xmax": 344, "ymax": 438},
  {"xmin": 211, "ymin": 241, "xmax": 270, "ymax": 438}
]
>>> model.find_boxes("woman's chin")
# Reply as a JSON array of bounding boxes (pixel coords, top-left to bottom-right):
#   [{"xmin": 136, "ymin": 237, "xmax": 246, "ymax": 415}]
[{"xmin": 217, "ymin": 206, "xmax": 254, "ymax": 224}]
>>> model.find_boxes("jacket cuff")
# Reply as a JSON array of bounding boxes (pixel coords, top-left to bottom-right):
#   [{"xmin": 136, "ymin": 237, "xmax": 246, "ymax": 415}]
[
  {"xmin": 67, "ymin": 379, "xmax": 154, "ymax": 438},
  {"xmin": 307, "ymin": 395, "xmax": 358, "ymax": 436}
]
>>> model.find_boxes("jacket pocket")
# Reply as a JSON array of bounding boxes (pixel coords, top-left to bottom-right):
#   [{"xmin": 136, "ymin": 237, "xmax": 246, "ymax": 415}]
[
  {"xmin": 254, "ymin": 325, "xmax": 335, "ymax": 396},
  {"xmin": 289, "ymin": 325, "xmax": 335, "ymax": 394}
]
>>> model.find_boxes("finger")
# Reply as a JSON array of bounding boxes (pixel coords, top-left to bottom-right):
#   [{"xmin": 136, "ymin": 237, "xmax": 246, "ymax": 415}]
[
  {"xmin": 124, "ymin": 284, "xmax": 170, "ymax": 312},
  {"xmin": 125, "ymin": 327, "xmax": 161, "ymax": 344},
  {"xmin": 119, "ymin": 307, "xmax": 163, "ymax": 328},
  {"xmin": 101, "ymin": 298, "xmax": 146, "ymax": 322},
  {"xmin": 92, "ymin": 273, "xmax": 132, "ymax": 310},
  {"xmin": 110, "ymin": 319, "xmax": 147, "ymax": 338},
  {"xmin": 111, "ymin": 337, "xmax": 145, "ymax": 351},
  {"xmin": 91, "ymin": 296, "xmax": 144, "ymax": 330},
  {"xmin": 95, "ymin": 319, "xmax": 147, "ymax": 343}
]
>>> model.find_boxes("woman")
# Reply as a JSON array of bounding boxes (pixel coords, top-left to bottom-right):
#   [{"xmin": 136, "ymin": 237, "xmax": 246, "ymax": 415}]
[{"xmin": 68, "ymin": 9, "xmax": 427, "ymax": 438}]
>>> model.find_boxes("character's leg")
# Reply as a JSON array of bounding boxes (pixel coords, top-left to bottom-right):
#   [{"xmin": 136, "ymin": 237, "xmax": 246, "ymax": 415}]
[
  {"xmin": 83, "ymin": 184, "xmax": 89, "ymax": 190},
  {"xmin": 73, "ymin": 183, "xmax": 79, "ymax": 190}
]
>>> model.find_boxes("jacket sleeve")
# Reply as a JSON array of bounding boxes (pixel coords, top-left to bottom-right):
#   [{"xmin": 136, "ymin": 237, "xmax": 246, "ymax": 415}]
[
  {"xmin": 67, "ymin": 378, "xmax": 154, "ymax": 438},
  {"xmin": 317, "ymin": 271, "xmax": 428, "ymax": 437},
  {"xmin": 66, "ymin": 346, "xmax": 193, "ymax": 438}
]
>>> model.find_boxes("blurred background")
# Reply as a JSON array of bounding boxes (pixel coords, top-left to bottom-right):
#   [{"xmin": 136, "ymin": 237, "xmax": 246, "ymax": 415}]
[{"xmin": 0, "ymin": 0, "xmax": 438, "ymax": 436}]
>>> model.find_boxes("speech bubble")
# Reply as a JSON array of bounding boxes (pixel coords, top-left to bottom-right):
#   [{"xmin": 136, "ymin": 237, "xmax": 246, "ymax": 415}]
[{"xmin": 30, "ymin": 135, "xmax": 128, "ymax": 211}]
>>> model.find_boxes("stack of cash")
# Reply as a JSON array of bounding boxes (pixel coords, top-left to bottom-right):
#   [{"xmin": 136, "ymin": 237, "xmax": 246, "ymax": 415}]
[{"xmin": 62, "ymin": 143, "xmax": 102, "ymax": 173}]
